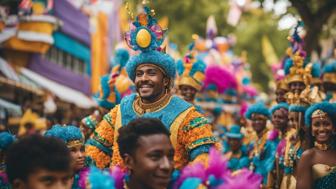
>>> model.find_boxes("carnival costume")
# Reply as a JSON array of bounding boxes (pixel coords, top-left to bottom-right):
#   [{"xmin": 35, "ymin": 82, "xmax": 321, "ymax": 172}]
[
  {"xmin": 223, "ymin": 125, "xmax": 249, "ymax": 171},
  {"xmin": 85, "ymin": 2, "xmax": 218, "ymax": 169},
  {"xmin": 0, "ymin": 132, "xmax": 16, "ymax": 189},
  {"xmin": 176, "ymin": 41, "xmax": 207, "ymax": 113},
  {"xmin": 82, "ymin": 49, "xmax": 131, "ymax": 132},
  {"xmin": 303, "ymin": 102, "xmax": 336, "ymax": 189},
  {"xmin": 280, "ymin": 21, "xmax": 322, "ymax": 189},
  {"xmin": 245, "ymin": 102, "xmax": 278, "ymax": 187},
  {"xmin": 45, "ymin": 125, "xmax": 90, "ymax": 189},
  {"xmin": 269, "ymin": 102, "xmax": 289, "ymax": 188}
]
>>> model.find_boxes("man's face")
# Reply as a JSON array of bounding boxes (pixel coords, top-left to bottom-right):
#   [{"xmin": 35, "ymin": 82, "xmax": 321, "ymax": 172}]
[
  {"xmin": 15, "ymin": 169, "xmax": 72, "ymax": 189},
  {"xmin": 69, "ymin": 145, "xmax": 85, "ymax": 172},
  {"xmin": 275, "ymin": 89, "xmax": 287, "ymax": 103},
  {"xmin": 126, "ymin": 134, "xmax": 174, "ymax": 189},
  {"xmin": 135, "ymin": 65, "xmax": 169, "ymax": 103},
  {"xmin": 179, "ymin": 85, "xmax": 197, "ymax": 103},
  {"xmin": 251, "ymin": 113, "xmax": 267, "ymax": 134},
  {"xmin": 228, "ymin": 138, "xmax": 241, "ymax": 152},
  {"xmin": 271, "ymin": 108, "xmax": 288, "ymax": 131},
  {"xmin": 289, "ymin": 81, "xmax": 305, "ymax": 94}
]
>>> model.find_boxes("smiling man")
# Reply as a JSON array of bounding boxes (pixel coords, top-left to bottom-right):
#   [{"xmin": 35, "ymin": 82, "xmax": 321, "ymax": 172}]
[{"xmin": 85, "ymin": 2, "xmax": 218, "ymax": 170}]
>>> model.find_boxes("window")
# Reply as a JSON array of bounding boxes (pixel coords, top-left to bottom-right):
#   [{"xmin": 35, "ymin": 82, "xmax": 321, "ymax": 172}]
[{"xmin": 45, "ymin": 46, "xmax": 87, "ymax": 75}]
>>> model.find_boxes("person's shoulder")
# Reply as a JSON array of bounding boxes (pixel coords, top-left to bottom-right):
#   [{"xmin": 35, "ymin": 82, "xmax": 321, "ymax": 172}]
[
  {"xmin": 301, "ymin": 148, "xmax": 315, "ymax": 158},
  {"xmin": 300, "ymin": 148, "xmax": 316, "ymax": 164}
]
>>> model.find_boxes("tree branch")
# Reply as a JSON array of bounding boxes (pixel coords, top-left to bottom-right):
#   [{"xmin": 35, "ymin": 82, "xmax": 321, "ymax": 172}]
[
  {"xmin": 316, "ymin": 0, "xmax": 336, "ymax": 25},
  {"xmin": 288, "ymin": 0, "xmax": 314, "ymax": 27}
]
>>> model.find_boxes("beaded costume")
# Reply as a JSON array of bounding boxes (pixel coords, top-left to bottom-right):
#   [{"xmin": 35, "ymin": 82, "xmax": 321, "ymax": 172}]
[
  {"xmin": 245, "ymin": 103, "xmax": 278, "ymax": 187},
  {"xmin": 85, "ymin": 2, "xmax": 218, "ymax": 169}
]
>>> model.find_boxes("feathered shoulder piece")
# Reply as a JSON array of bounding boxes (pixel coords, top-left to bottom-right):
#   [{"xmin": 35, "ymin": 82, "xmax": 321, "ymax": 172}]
[{"xmin": 173, "ymin": 148, "xmax": 262, "ymax": 189}]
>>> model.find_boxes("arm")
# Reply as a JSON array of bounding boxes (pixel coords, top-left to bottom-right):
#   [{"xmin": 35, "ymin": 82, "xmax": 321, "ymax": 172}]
[
  {"xmin": 296, "ymin": 149, "xmax": 313, "ymax": 189},
  {"xmin": 180, "ymin": 110, "xmax": 221, "ymax": 165},
  {"xmin": 85, "ymin": 106, "xmax": 119, "ymax": 168}
]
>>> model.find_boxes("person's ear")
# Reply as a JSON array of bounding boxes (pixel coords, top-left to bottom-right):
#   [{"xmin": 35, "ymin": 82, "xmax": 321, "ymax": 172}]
[
  {"xmin": 12, "ymin": 179, "xmax": 25, "ymax": 189},
  {"xmin": 163, "ymin": 77, "xmax": 169, "ymax": 88},
  {"xmin": 124, "ymin": 154, "xmax": 135, "ymax": 171}
]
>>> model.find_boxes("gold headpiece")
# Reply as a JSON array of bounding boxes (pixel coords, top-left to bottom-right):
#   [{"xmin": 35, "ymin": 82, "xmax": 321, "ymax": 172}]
[
  {"xmin": 67, "ymin": 140, "xmax": 84, "ymax": 148},
  {"xmin": 323, "ymin": 73, "xmax": 336, "ymax": 84},
  {"xmin": 276, "ymin": 79, "xmax": 288, "ymax": 91},
  {"xmin": 311, "ymin": 109, "xmax": 328, "ymax": 120},
  {"xmin": 286, "ymin": 51, "xmax": 309, "ymax": 84}
]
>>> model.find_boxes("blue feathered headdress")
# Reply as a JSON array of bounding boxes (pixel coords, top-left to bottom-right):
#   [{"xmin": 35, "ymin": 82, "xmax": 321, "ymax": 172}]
[
  {"xmin": 111, "ymin": 48, "xmax": 130, "ymax": 70},
  {"xmin": 125, "ymin": 3, "xmax": 175, "ymax": 82},
  {"xmin": 270, "ymin": 103, "xmax": 289, "ymax": 114},
  {"xmin": 289, "ymin": 104, "xmax": 307, "ymax": 113},
  {"xmin": 322, "ymin": 61, "xmax": 336, "ymax": 74},
  {"xmin": 176, "ymin": 55, "xmax": 206, "ymax": 91},
  {"xmin": 304, "ymin": 102, "xmax": 336, "ymax": 127},
  {"xmin": 311, "ymin": 62, "xmax": 321, "ymax": 78},
  {"xmin": 126, "ymin": 51, "xmax": 176, "ymax": 81},
  {"xmin": 245, "ymin": 102, "xmax": 270, "ymax": 120},
  {"xmin": 93, "ymin": 75, "xmax": 121, "ymax": 110},
  {"xmin": 0, "ymin": 132, "xmax": 16, "ymax": 151},
  {"xmin": 45, "ymin": 125, "xmax": 83, "ymax": 146}
]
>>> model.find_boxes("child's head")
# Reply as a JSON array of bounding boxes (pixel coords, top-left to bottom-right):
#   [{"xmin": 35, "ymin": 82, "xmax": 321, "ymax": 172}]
[
  {"xmin": 118, "ymin": 118, "xmax": 174, "ymax": 189},
  {"xmin": 6, "ymin": 135, "xmax": 73, "ymax": 189}
]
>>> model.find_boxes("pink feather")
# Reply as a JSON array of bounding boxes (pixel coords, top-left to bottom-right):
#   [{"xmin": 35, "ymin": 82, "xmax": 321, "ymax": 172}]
[
  {"xmin": 203, "ymin": 65, "xmax": 237, "ymax": 93},
  {"xmin": 109, "ymin": 166, "xmax": 126, "ymax": 189},
  {"xmin": 268, "ymin": 129, "xmax": 279, "ymax": 140},
  {"xmin": 218, "ymin": 168, "xmax": 262, "ymax": 189},
  {"xmin": 0, "ymin": 172, "xmax": 9, "ymax": 184},
  {"xmin": 240, "ymin": 101, "xmax": 248, "ymax": 116},
  {"xmin": 243, "ymin": 85, "xmax": 257, "ymax": 97},
  {"xmin": 276, "ymin": 139, "xmax": 287, "ymax": 156},
  {"xmin": 78, "ymin": 168, "xmax": 90, "ymax": 189},
  {"xmin": 205, "ymin": 147, "xmax": 229, "ymax": 179},
  {"xmin": 173, "ymin": 163, "xmax": 206, "ymax": 189}
]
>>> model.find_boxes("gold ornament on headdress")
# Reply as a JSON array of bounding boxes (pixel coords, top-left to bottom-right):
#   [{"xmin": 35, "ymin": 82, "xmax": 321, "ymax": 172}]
[
  {"xmin": 311, "ymin": 109, "xmax": 328, "ymax": 120},
  {"xmin": 67, "ymin": 140, "xmax": 84, "ymax": 148},
  {"xmin": 286, "ymin": 50, "xmax": 307, "ymax": 84},
  {"xmin": 276, "ymin": 79, "xmax": 288, "ymax": 91}
]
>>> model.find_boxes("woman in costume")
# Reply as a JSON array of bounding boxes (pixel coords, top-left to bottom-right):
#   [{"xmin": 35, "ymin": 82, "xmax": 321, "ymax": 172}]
[
  {"xmin": 296, "ymin": 102, "xmax": 336, "ymax": 189},
  {"xmin": 269, "ymin": 103, "xmax": 289, "ymax": 188},
  {"xmin": 45, "ymin": 125, "xmax": 88, "ymax": 189},
  {"xmin": 245, "ymin": 102, "xmax": 278, "ymax": 188},
  {"xmin": 223, "ymin": 125, "xmax": 249, "ymax": 171},
  {"xmin": 0, "ymin": 132, "xmax": 16, "ymax": 189}
]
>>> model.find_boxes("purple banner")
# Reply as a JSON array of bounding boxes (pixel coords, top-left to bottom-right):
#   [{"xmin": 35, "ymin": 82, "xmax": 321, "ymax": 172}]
[
  {"xmin": 53, "ymin": 0, "xmax": 91, "ymax": 47},
  {"xmin": 28, "ymin": 55, "xmax": 91, "ymax": 95}
]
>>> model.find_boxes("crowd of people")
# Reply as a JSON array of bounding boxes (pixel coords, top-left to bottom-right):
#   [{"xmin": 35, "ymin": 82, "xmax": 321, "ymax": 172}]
[{"xmin": 1, "ymin": 1, "xmax": 336, "ymax": 189}]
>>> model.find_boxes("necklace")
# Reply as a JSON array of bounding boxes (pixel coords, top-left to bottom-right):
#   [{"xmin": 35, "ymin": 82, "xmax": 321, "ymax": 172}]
[
  {"xmin": 314, "ymin": 142, "xmax": 329, "ymax": 151},
  {"xmin": 133, "ymin": 93, "xmax": 172, "ymax": 115}
]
